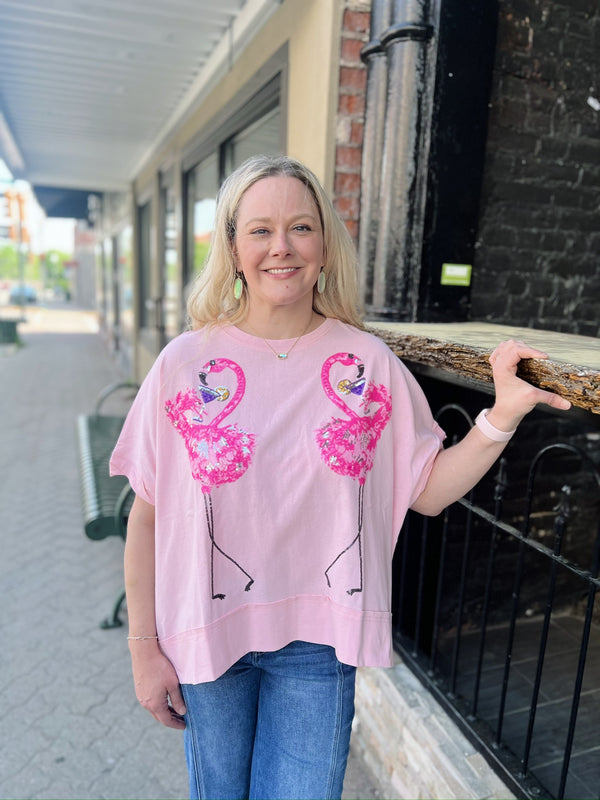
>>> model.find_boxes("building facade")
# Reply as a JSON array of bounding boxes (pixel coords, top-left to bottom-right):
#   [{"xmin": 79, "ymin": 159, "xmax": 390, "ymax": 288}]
[
  {"xmin": 95, "ymin": 0, "xmax": 371, "ymax": 378},
  {"xmin": 93, "ymin": 0, "xmax": 599, "ymax": 382},
  {"xmin": 87, "ymin": 3, "xmax": 598, "ymax": 796}
]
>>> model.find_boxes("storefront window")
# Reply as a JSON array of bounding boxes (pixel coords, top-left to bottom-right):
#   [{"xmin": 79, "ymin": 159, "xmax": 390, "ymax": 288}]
[
  {"xmin": 222, "ymin": 107, "xmax": 281, "ymax": 174},
  {"xmin": 95, "ymin": 240, "xmax": 109, "ymax": 328},
  {"xmin": 162, "ymin": 185, "xmax": 179, "ymax": 341},
  {"xmin": 185, "ymin": 105, "xmax": 282, "ymax": 284},
  {"xmin": 117, "ymin": 225, "xmax": 134, "ymax": 364},
  {"xmin": 103, "ymin": 237, "xmax": 115, "ymax": 335},
  {"xmin": 186, "ymin": 152, "xmax": 219, "ymax": 276},
  {"xmin": 137, "ymin": 201, "xmax": 152, "ymax": 328}
]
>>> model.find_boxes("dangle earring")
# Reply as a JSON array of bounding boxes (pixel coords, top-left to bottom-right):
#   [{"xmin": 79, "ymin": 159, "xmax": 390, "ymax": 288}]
[
  {"xmin": 233, "ymin": 272, "xmax": 244, "ymax": 300},
  {"xmin": 317, "ymin": 268, "xmax": 327, "ymax": 294}
]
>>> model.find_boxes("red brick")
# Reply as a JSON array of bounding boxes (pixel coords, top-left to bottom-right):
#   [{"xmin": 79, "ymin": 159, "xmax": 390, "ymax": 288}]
[
  {"xmin": 343, "ymin": 9, "xmax": 370, "ymax": 34},
  {"xmin": 341, "ymin": 37, "xmax": 365, "ymax": 64},
  {"xmin": 350, "ymin": 121, "xmax": 364, "ymax": 145},
  {"xmin": 335, "ymin": 172, "xmax": 361, "ymax": 195},
  {"xmin": 345, "ymin": 219, "xmax": 359, "ymax": 240},
  {"xmin": 339, "ymin": 66, "xmax": 367, "ymax": 91},
  {"xmin": 336, "ymin": 145, "xmax": 363, "ymax": 170},
  {"xmin": 338, "ymin": 93, "xmax": 365, "ymax": 116},
  {"xmin": 334, "ymin": 194, "xmax": 360, "ymax": 219}
]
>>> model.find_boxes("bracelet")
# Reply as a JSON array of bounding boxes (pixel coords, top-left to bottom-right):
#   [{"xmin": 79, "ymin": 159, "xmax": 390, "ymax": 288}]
[
  {"xmin": 474, "ymin": 409, "xmax": 517, "ymax": 443},
  {"xmin": 127, "ymin": 635, "xmax": 159, "ymax": 640}
]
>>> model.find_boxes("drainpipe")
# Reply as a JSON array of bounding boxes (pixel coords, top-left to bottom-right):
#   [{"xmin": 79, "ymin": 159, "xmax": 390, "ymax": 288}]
[
  {"xmin": 358, "ymin": 0, "xmax": 393, "ymax": 308},
  {"xmin": 359, "ymin": 0, "xmax": 439, "ymax": 320}
]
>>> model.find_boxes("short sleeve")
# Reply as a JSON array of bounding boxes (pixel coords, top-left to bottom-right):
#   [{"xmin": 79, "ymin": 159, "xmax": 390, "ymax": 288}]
[
  {"xmin": 389, "ymin": 355, "xmax": 446, "ymax": 509},
  {"xmin": 109, "ymin": 358, "xmax": 162, "ymax": 505}
]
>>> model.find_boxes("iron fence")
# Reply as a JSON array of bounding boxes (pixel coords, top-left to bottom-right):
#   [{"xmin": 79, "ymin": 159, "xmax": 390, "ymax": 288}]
[{"xmin": 393, "ymin": 404, "xmax": 600, "ymax": 799}]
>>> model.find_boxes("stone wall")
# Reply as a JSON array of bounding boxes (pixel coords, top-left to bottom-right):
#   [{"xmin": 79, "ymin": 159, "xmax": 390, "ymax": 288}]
[
  {"xmin": 353, "ymin": 659, "xmax": 516, "ymax": 800},
  {"xmin": 471, "ymin": 0, "xmax": 600, "ymax": 336}
]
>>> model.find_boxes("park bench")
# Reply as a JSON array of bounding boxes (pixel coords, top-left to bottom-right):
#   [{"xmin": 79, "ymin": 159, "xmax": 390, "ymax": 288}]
[
  {"xmin": 0, "ymin": 318, "xmax": 20, "ymax": 346},
  {"xmin": 76, "ymin": 381, "xmax": 139, "ymax": 629}
]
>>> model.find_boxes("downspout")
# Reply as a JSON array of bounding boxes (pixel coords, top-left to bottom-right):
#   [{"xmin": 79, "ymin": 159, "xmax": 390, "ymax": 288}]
[
  {"xmin": 359, "ymin": 0, "xmax": 439, "ymax": 320},
  {"xmin": 358, "ymin": 0, "xmax": 392, "ymax": 308}
]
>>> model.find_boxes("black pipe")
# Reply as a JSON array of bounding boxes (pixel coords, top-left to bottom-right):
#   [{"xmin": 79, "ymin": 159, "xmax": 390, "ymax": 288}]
[
  {"xmin": 359, "ymin": 0, "xmax": 440, "ymax": 319},
  {"xmin": 358, "ymin": 0, "xmax": 392, "ymax": 308}
]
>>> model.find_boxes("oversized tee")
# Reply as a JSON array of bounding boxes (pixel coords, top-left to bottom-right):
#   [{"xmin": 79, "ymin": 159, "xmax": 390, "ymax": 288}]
[{"xmin": 110, "ymin": 318, "xmax": 445, "ymax": 684}]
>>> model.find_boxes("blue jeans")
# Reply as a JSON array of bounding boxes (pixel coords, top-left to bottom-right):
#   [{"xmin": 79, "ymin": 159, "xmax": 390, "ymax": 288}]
[{"xmin": 181, "ymin": 641, "xmax": 356, "ymax": 800}]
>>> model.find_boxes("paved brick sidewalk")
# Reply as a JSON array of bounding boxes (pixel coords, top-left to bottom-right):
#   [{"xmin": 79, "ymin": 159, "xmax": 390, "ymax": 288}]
[{"xmin": 0, "ymin": 306, "xmax": 381, "ymax": 800}]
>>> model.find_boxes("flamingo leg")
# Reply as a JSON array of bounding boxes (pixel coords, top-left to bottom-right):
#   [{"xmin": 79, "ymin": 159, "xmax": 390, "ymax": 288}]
[
  {"xmin": 204, "ymin": 493, "xmax": 224, "ymax": 599},
  {"xmin": 204, "ymin": 493, "xmax": 254, "ymax": 599},
  {"xmin": 348, "ymin": 483, "xmax": 364, "ymax": 595},
  {"xmin": 324, "ymin": 483, "xmax": 364, "ymax": 595}
]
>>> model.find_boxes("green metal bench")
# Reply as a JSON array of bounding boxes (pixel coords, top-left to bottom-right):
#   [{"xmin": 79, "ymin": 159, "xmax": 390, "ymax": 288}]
[
  {"xmin": 0, "ymin": 318, "xmax": 20, "ymax": 345},
  {"xmin": 76, "ymin": 381, "xmax": 139, "ymax": 628}
]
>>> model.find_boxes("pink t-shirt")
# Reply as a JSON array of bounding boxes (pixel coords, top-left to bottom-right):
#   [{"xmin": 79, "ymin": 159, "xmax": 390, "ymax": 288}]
[{"xmin": 110, "ymin": 318, "xmax": 445, "ymax": 683}]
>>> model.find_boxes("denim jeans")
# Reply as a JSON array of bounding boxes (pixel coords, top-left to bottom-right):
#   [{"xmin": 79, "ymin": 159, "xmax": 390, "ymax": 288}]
[{"xmin": 181, "ymin": 640, "xmax": 356, "ymax": 800}]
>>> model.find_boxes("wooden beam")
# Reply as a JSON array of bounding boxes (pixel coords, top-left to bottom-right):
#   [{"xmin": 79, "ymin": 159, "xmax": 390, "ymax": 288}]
[{"xmin": 368, "ymin": 325, "xmax": 600, "ymax": 415}]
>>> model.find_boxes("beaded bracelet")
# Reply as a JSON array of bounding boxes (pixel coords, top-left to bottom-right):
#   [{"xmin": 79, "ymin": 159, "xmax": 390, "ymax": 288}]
[
  {"xmin": 474, "ymin": 409, "xmax": 517, "ymax": 443},
  {"xmin": 127, "ymin": 635, "xmax": 159, "ymax": 640}
]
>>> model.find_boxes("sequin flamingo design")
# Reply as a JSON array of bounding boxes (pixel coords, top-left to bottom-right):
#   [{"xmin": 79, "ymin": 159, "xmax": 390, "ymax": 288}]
[
  {"xmin": 165, "ymin": 358, "xmax": 256, "ymax": 599},
  {"xmin": 315, "ymin": 353, "xmax": 392, "ymax": 594}
]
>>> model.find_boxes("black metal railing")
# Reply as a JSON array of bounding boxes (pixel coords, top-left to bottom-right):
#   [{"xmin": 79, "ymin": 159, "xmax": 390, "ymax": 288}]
[{"xmin": 393, "ymin": 404, "xmax": 600, "ymax": 800}]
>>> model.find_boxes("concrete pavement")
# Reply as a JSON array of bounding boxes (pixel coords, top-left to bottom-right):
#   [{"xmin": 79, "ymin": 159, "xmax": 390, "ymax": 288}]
[{"xmin": 0, "ymin": 305, "xmax": 382, "ymax": 800}]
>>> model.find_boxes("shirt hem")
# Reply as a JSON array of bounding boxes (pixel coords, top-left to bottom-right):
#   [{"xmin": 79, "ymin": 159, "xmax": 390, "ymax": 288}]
[{"xmin": 158, "ymin": 594, "xmax": 394, "ymax": 684}]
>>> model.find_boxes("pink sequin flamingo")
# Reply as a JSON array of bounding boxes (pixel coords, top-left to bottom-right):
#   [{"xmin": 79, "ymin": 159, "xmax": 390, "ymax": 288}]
[
  {"xmin": 165, "ymin": 358, "xmax": 256, "ymax": 599},
  {"xmin": 316, "ymin": 353, "xmax": 391, "ymax": 594}
]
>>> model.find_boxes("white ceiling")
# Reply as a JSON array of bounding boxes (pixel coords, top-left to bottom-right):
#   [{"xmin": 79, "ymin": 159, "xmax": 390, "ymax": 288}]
[{"xmin": 0, "ymin": 0, "xmax": 280, "ymax": 192}]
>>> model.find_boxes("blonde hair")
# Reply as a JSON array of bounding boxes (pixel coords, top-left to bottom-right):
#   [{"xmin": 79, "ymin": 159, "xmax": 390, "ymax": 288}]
[{"xmin": 186, "ymin": 155, "xmax": 364, "ymax": 330}]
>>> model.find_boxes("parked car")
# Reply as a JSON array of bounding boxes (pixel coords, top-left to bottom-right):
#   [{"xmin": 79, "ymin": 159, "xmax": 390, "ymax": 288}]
[{"xmin": 9, "ymin": 284, "xmax": 37, "ymax": 304}]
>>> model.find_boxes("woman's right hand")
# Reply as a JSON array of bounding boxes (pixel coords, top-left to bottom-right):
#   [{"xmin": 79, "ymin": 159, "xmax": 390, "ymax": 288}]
[{"xmin": 129, "ymin": 642, "xmax": 187, "ymax": 730}]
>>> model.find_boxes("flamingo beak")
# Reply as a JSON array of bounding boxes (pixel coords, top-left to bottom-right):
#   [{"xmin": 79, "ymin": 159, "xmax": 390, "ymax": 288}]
[{"xmin": 349, "ymin": 361, "xmax": 365, "ymax": 394}]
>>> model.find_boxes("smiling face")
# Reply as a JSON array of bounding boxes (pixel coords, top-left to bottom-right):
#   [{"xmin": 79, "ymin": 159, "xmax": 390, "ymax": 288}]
[{"xmin": 233, "ymin": 175, "xmax": 325, "ymax": 320}]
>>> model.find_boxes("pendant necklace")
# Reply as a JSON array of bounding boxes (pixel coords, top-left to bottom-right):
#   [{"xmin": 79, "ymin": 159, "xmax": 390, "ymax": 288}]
[{"xmin": 246, "ymin": 316, "xmax": 313, "ymax": 360}]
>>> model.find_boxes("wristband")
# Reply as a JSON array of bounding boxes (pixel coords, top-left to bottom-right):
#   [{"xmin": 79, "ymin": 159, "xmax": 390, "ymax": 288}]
[{"xmin": 474, "ymin": 409, "xmax": 517, "ymax": 443}]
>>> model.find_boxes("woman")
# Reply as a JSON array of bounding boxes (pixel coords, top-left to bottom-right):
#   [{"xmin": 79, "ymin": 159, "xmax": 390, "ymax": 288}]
[{"xmin": 110, "ymin": 155, "xmax": 570, "ymax": 800}]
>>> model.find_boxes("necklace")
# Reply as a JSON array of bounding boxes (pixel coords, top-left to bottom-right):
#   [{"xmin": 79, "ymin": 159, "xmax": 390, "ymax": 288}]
[{"xmin": 246, "ymin": 316, "xmax": 314, "ymax": 360}]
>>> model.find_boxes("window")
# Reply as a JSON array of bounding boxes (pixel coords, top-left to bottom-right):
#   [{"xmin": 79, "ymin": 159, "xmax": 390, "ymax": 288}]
[
  {"xmin": 137, "ymin": 201, "xmax": 152, "ymax": 328},
  {"xmin": 116, "ymin": 225, "xmax": 133, "ymax": 368},
  {"xmin": 182, "ymin": 57, "xmax": 287, "ymax": 288},
  {"xmin": 185, "ymin": 106, "xmax": 282, "ymax": 285},
  {"xmin": 186, "ymin": 152, "xmax": 219, "ymax": 276},
  {"xmin": 161, "ymin": 183, "xmax": 180, "ymax": 341},
  {"xmin": 222, "ymin": 106, "xmax": 281, "ymax": 175},
  {"xmin": 95, "ymin": 239, "xmax": 109, "ymax": 327}
]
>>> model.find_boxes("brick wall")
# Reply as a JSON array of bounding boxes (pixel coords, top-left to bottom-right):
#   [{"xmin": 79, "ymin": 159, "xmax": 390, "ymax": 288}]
[
  {"xmin": 471, "ymin": 0, "xmax": 600, "ymax": 337},
  {"xmin": 333, "ymin": 0, "xmax": 370, "ymax": 244}
]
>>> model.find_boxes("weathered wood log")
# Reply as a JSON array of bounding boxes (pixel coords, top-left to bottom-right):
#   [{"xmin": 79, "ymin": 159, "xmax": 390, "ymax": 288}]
[{"xmin": 368, "ymin": 326, "xmax": 600, "ymax": 415}]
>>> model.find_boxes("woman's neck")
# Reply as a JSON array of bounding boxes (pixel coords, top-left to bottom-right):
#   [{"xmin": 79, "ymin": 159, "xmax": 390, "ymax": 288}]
[{"xmin": 238, "ymin": 307, "xmax": 323, "ymax": 340}]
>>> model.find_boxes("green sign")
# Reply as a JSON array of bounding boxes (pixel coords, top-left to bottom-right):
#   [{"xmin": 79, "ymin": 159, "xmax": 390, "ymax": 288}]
[{"xmin": 441, "ymin": 263, "xmax": 472, "ymax": 286}]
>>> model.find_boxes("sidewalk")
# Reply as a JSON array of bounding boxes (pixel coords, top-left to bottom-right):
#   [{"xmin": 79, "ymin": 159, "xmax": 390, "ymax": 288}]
[{"xmin": 0, "ymin": 306, "xmax": 382, "ymax": 800}]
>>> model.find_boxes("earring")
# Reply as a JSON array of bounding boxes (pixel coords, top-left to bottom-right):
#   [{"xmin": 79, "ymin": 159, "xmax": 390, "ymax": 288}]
[
  {"xmin": 317, "ymin": 269, "xmax": 327, "ymax": 294},
  {"xmin": 233, "ymin": 273, "xmax": 244, "ymax": 300}
]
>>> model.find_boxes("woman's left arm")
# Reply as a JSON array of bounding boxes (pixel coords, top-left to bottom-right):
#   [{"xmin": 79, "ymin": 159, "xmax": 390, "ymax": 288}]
[{"xmin": 410, "ymin": 340, "xmax": 572, "ymax": 517}]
